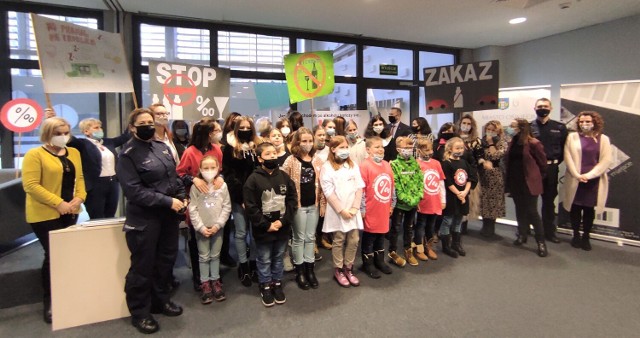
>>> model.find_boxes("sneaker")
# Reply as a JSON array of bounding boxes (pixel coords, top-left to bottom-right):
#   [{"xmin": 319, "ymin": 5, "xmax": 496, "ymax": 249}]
[
  {"xmin": 259, "ymin": 283, "xmax": 275, "ymax": 307},
  {"xmin": 211, "ymin": 279, "xmax": 226, "ymax": 302},
  {"xmin": 271, "ymin": 281, "xmax": 286, "ymax": 304},
  {"xmin": 405, "ymin": 248, "xmax": 419, "ymax": 266},
  {"xmin": 200, "ymin": 281, "xmax": 213, "ymax": 305},
  {"xmin": 388, "ymin": 251, "xmax": 406, "ymax": 267}
]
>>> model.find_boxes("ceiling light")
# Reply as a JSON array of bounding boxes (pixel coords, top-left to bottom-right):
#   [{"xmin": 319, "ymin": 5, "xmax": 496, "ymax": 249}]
[{"xmin": 509, "ymin": 17, "xmax": 527, "ymax": 24}]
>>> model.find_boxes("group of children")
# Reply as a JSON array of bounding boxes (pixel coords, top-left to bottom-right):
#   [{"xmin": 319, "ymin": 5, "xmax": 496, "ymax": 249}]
[{"xmin": 187, "ymin": 121, "xmax": 473, "ymax": 307}]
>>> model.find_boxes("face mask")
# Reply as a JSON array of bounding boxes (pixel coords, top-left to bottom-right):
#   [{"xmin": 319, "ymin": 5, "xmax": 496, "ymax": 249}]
[
  {"xmin": 91, "ymin": 131, "xmax": 104, "ymax": 140},
  {"xmin": 399, "ymin": 149, "xmax": 413, "ymax": 160},
  {"xmin": 237, "ymin": 130, "xmax": 253, "ymax": 143},
  {"xmin": 388, "ymin": 116, "xmax": 397, "ymax": 124},
  {"xmin": 420, "ymin": 152, "xmax": 432, "ymax": 161},
  {"xmin": 262, "ymin": 158, "xmax": 278, "ymax": 170},
  {"xmin": 452, "ymin": 151, "xmax": 464, "ymax": 158},
  {"xmin": 316, "ymin": 140, "xmax": 325, "ymax": 149},
  {"xmin": 280, "ymin": 127, "xmax": 291, "ymax": 137},
  {"xmin": 535, "ymin": 108, "xmax": 550, "ymax": 118},
  {"xmin": 505, "ymin": 126, "xmax": 516, "ymax": 137},
  {"xmin": 335, "ymin": 149, "xmax": 350, "ymax": 160},
  {"xmin": 580, "ymin": 124, "xmax": 593, "ymax": 132},
  {"xmin": 411, "ymin": 126, "xmax": 420, "ymax": 133},
  {"xmin": 326, "ymin": 128, "xmax": 336, "ymax": 136},
  {"xmin": 201, "ymin": 169, "xmax": 218, "ymax": 182},
  {"xmin": 211, "ymin": 132, "xmax": 222, "ymax": 143},
  {"xmin": 441, "ymin": 132, "xmax": 454, "ymax": 141},
  {"xmin": 486, "ymin": 131, "xmax": 496, "ymax": 138},
  {"xmin": 460, "ymin": 125, "xmax": 471, "ymax": 133},
  {"xmin": 135, "ymin": 125, "xmax": 156, "ymax": 141},
  {"xmin": 373, "ymin": 126, "xmax": 384, "ymax": 134},
  {"xmin": 372, "ymin": 154, "xmax": 383, "ymax": 163},
  {"xmin": 347, "ymin": 132, "xmax": 358, "ymax": 141},
  {"xmin": 155, "ymin": 116, "xmax": 169, "ymax": 126},
  {"xmin": 51, "ymin": 135, "xmax": 70, "ymax": 148},
  {"xmin": 301, "ymin": 144, "xmax": 313, "ymax": 153},
  {"xmin": 175, "ymin": 128, "xmax": 188, "ymax": 137}
]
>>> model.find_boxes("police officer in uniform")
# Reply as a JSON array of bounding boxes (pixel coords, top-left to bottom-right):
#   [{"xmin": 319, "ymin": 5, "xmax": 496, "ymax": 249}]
[
  {"xmin": 117, "ymin": 108, "xmax": 186, "ymax": 334},
  {"xmin": 530, "ymin": 98, "xmax": 568, "ymax": 243}
]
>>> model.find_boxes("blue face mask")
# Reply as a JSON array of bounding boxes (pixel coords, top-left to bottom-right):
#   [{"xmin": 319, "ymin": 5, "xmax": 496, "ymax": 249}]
[
  {"xmin": 91, "ymin": 131, "xmax": 104, "ymax": 140},
  {"xmin": 505, "ymin": 126, "xmax": 516, "ymax": 137},
  {"xmin": 336, "ymin": 149, "xmax": 350, "ymax": 160}
]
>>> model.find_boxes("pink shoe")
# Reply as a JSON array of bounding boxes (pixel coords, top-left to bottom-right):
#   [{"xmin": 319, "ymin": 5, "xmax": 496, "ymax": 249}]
[
  {"xmin": 334, "ymin": 267, "xmax": 350, "ymax": 287},
  {"xmin": 343, "ymin": 265, "xmax": 360, "ymax": 287}
]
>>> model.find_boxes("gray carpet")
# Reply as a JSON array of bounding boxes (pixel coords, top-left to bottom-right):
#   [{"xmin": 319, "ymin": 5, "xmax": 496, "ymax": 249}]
[{"xmin": 1, "ymin": 221, "xmax": 640, "ymax": 337}]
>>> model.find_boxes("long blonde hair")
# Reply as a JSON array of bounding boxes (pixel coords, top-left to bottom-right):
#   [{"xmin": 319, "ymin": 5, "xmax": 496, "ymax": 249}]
[{"xmin": 443, "ymin": 137, "xmax": 464, "ymax": 161}]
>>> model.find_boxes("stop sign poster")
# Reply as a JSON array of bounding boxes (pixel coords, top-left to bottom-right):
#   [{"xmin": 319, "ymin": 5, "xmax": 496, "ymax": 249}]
[
  {"xmin": 284, "ymin": 51, "xmax": 335, "ymax": 104},
  {"xmin": 148, "ymin": 61, "xmax": 230, "ymax": 121},
  {"xmin": 423, "ymin": 60, "xmax": 499, "ymax": 114}
]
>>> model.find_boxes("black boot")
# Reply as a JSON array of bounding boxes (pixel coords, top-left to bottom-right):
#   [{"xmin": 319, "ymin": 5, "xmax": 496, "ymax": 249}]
[
  {"xmin": 461, "ymin": 221, "xmax": 468, "ymax": 235},
  {"xmin": 238, "ymin": 262, "xmax": 252, "ymax": 287},
  {"xmin": 43, "ymin": 296, "xmax": 52, "ymax": 324},
  {"xmin": 373, "ymin": 250, "xmax": 393, "ymax": 274},
  {"xmin": 581, "ymin": 233, "xmax": 592, "ymax": 251},
  {"xmin": 537, "ymin": 240, "xmax": 548, "ymax": 257},
  {"xmin": 295, "ymin": 264, "xmax": 310, "ymax": 290},
  {"xmin": 513, "ymin": 234, "xmax": 528, "ymax": 246},
  {"xmin": 571, "ymin": 229, "xmax": 582, "ymax": 248},
  {"xmin": 361, "ymin": 253, "xmax": 381, "ymax": 279},
  {"xmin": 451, "ymin": 232, "xmax": 466, "ymax": 257},
  {"xmin": 305, "ymin": 262, "xmax": 319, "ymax": 289},
  {"xmin": 441, "ymin": 234, "xmax": 458, "ymax": 258},
  {"xmin": 249, "ymin": 260, "xmax": 258, "ymax": 283}
]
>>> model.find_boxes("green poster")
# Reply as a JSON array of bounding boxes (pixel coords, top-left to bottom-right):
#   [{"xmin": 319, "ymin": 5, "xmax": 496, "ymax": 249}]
[{"xmin": 284, "ymin": 51, "xmax": 335, "ymax": 104}]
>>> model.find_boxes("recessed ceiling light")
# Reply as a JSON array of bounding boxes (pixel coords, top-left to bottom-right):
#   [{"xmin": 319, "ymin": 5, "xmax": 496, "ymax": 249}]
[{"xmin": 509, "ymin": 17, "xmax": 527, "ymax": 24}]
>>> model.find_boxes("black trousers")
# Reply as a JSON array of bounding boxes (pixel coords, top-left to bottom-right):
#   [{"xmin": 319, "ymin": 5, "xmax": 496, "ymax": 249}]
[
  {"xmin": 361, "ymin": 232, "xmax": 386, "ymax": 254},
  {"xmin": 124, "ymin": 210, "xmax": 179, "ymax": 319},
  {"xmin": 31, "ymin": 214, "xmax": 78, "ymax": 298},
  {"xmin": 387, "ymin": 207, "xmax": 416, "ymax": 252},
  {"xmin": 541, "ymin": 164, "xmax": 559, "ymax": 236},
  {"xmin": 570, "ymin": 204, "xmax": 595, "ymax": 235},
  {"xmin": 512, "ymin": 193, "xmax": 545, "ymax": 242},
  {"xmin": 84, "ymin": 176, "xmax": 120, "ymax": 219}
]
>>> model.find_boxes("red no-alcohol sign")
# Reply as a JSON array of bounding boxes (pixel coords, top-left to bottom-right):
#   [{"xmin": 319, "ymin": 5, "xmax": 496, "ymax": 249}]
[
  {"xmin": 163, "ymin": 74, "xmax": 197, "ymax": 106},
  {"xmin": 0, "ymin": 98, "xmax": 44, "ymax": 133}
]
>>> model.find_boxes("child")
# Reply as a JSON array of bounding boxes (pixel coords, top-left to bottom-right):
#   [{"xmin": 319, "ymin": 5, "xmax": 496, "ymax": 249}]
[
  {"xmin": 440, "ymin": 137, "xmax": 473, "ymax": 258},
  {"xmin": 415, "ymin": 139, "xmax": 446, "ymax": 261},
  {"xmin": 282, "ymin": 127, "xmax": 324, "ymax": 290},
  {"xmin": 359, "ymin": 137, "xmax": 395, "ymax": 278},
  {"xmin": 320, "ymin": 135, "xmax": 364, "ymax": 287},
  {"xmin": 243, "ymin": 142, "xmax": 297, "ymax": 307},
  {"xmin": 188, "ymin": 156, "xmax": 232, "ymax": 304},
  {"xmin": 388, "ymin": 136, "xmax": 424, "ymax": 267}
]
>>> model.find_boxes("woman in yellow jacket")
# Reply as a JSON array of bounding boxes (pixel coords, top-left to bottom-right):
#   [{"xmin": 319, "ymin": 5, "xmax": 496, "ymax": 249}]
[{"xmin": 22, "ymin": 116, "xmax": 86, "ymax": 323}]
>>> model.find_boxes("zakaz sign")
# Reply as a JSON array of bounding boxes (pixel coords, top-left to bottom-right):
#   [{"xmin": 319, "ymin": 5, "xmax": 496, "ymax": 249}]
[{"xmin": 423, "ymin": 60, "xmax": 499, "ymax": 114}]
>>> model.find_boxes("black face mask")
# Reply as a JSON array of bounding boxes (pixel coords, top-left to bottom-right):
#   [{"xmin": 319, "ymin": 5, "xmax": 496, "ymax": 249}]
[
  {"xmin": 441, "ymin": 132, "xmax": 454, "ymax": 141},
  {"xmin": 388, "ymin": 116, "xmax": 397, "ymax": 124},
  {"xmin": 535, "ymin": 108, "xmax": 550, "ymax": 118},
  {"xmin": 411, "ymin": 126, "xmax": 420, "ymax": 133},
  {"xmin": 262, "ymin": 158, "xmax": 278, "ymax": 170},
  {"xmin": 135, "ymin": 125, "xmax": 156, "ymax": 141},
  {"xmin": 237, "ymin": 130, "xmax": 253, "ymax": 143}
]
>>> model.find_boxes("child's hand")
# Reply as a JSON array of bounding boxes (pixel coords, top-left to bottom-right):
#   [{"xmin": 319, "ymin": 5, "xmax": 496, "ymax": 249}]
[
  {"xmin": 268, "ymin": 220, "xmax": 282, "ymax": 232},
  {"xmin": 199, "ymin": 227, "xmax": 211, "ymax": 237},
  {"xmin": 210, "ymin": 226, "xmax": 219, "ymax": 236},
  {"xmin": 389, "ymin": 207, "xmax": 394, "ymax": 216},
  {"xmin": 441, "ymin": 203, "xmax": 446, "ymax": 210},
  {"xmin": 319, "ymin": 204, "xmax": 326, "ymax": 217},
  {"xmin": 339, "ymin": 210, "xmax": 353, "ymax": 220}
]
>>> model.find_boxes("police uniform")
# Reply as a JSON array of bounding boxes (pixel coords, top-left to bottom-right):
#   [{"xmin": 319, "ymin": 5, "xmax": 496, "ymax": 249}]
[
  {"xmin": 116, "ymin": 137, "xmax": 185, "ymax": 320},
  {"xmin": 531, "ymin": 118, "xmax": 568, "ymax": 240}
]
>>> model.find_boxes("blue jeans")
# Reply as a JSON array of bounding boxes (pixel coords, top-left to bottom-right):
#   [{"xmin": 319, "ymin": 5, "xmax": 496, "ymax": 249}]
[
  {"xmin": 292, "ymin": 205, "xmax": 319, "ymax": 265},
  {"xmin": 416, "ymin": 213, "xmax": 438, "ymax": 244},
  {"xmin": 232, "ymin": 202, "xmax": 256, "ymax": 263},
  {"xmin": 255, "ymin": 239, "xmax": 287, "ymax": 284},
  {"xmin": 439, "ymin": 214, "xmax": 463, "ymax": 236},
  {"xmin": 196, "ymin": 230, "xmax": 223, "ymax": 282}
]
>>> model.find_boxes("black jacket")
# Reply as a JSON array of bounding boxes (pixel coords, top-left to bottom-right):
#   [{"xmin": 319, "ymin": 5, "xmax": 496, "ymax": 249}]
[
  {"xmin": 222, "ymin": 143, "xmax": 259, "ymax": 204},
  {"xmin": 384, "ymin": 122, "xmax": 412, "ymax": 161},
  {"xmin": 243, "ymin": 166, "xmax": 297, "ymax": 243}
]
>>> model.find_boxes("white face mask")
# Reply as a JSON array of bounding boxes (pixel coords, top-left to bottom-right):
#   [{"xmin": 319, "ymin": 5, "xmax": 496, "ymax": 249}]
[
  {"xmin": 211, "ymin": 132, "xmax": 222, "ymax": 143},
  {"xmin": 50, "ymin": 135, "xmax": 70, "ymax": 148},
  {"xmin": 372, "ymin": 154, "xmax": 383, "ymax": 163},
  {"xmin": 335, "ymin": 149, "xmax": 350, "ymax": 160},
  {"xmin": 460, "ymin": 125, "xmax": 471, "ymax": 133},
  {"xmin": 373, "ymin": 126, "xmax": 384, "ymax": 134},
  {"xmin": 201, "ymin": 169, "xmax": 218, "ymax": 182},
  {"xmin": 301, "ymin": 144, "xmax": 313, "ymax": 153},
  {"xmin": 280, "ymin": 127, "xmax": 291, "ymax": 137},
  {"xmin": 326, "ymin": 128, "xmax": 336, "ymax": 136}
]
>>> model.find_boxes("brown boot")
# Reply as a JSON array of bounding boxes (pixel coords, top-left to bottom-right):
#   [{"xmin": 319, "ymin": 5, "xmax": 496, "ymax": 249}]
[
  {"xmin": 404, "ymin": 248, "xmax": 419, "ymax": 266},
  {"xmin": 426, "ymin": 238, "xmax": 438, "ymax": 260},
  {"xmin": 413, "ymin": 243, "xmax": 429, "ymax": 261}
]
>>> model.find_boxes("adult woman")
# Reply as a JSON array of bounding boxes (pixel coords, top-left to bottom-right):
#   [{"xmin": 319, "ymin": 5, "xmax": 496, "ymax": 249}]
[
  {"xmin": 222, "ymin": 115, "xmax": 261, "ymax": 286},
  {"xmin": 456, "ymin": 114, "xmax": 482, "ymax": 233},
  {"xmin": 478, "ymin": 120, "xmax": 507, "ymax": 238},
  {"xmin": 171, "ymin": 120, "xmax": 190, "ymax": 160},
  {"xmin": 282, "ymin": 127, "xmax": 324, "ymax": 289},
  {"xmin": 562, "ymin": 111, "xmax": 612, "ymax": 251},
  {"xmin": 409, "ymin": 117, "xmax": 435, "ymax": 148},
  {"xmin": 117, "ymin": 108, "xmax": 186, "ymax": 334},
  {"xmin": 345, "ymin": 120, "xmax": 367, "ymax": 166},
  {"xmin": 505, "ymin": 119, "xmax": 548, "ymax": 257},
  {"xmin": 149, "ymin": 104, "xmax": 180, "ymax": 165},
  {"xmin": 364, "ymin": 115, "xmax": 392, "ymax": 146},
  {"xmin": 67, "ymin": 117, "xmax": 129, "ymax": 219},
  {"xmin": 433, "ymin": 122, "xmax": 455, "ymax": 162},
  {"xmin": 176, "ymin": 118, "xmax": 225, "ymax": 290},
  {"xmin": 22, "ymin": 117, "xmax": 86, "ymax": 323}
]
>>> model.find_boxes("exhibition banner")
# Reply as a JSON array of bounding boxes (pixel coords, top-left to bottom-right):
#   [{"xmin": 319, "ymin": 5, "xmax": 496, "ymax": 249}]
[
  {"xmin": 284, "ymin": 51, "xmax": 335, "ymax": 104},
  {"xmin": 473, "ymin": 86, "xmax": 551, "ymax": 128},
  {"xmin": 31, "ymin": 14, "xmax": 133, "ymax": 93},
  {"xmin": 559, "ymin": 81, "xmax": 640, "ymax": 243},
  {"xmin": 148, "ymin": 61, "xmax": 230, "ymax": 121},
  {"xmin": 274, "ymin": 110, "xmax": 370, "ymax": 136},
  {"xmin": 424, "ymin": 60, "xmax": 499, "ymax": 114}
]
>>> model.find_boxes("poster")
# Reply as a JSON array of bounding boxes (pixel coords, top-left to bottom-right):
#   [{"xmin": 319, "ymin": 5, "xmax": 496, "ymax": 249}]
[
  {"xmin": 284, "ymin": 51, "xmax": 335, "ymax": 104},
  {"xmin": 559, "ymin": 81, "xmax": 640, "ymax": 242},
  {"xmin": 473, "ymin": 86, "xmax": 551, "ymax": 129},
  {"xmin": 30, "ymin": 14, "xmax": 133, "ymax": 93},
  {"xmin": 148, "ymin": 61, "xmax": 230, "ymax": 121},
  {"xmin": 424, "ymin": 60, "xmax": 499, "ymax": 114}
]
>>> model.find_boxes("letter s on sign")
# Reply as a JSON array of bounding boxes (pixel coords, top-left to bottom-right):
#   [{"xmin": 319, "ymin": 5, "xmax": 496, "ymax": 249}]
[{"xmin": 156, "ymin": 63, "xmax": 171, "ymax": 84}]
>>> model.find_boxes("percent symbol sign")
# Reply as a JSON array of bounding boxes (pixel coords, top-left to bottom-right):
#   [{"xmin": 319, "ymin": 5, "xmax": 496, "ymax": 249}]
[
  {"xmin": 196, "ymin": 95, "xmax": 216, "ymax": 117},
  {"xmin": 14, "ymin": 107, "xmax": 35, "ymax": 124}
]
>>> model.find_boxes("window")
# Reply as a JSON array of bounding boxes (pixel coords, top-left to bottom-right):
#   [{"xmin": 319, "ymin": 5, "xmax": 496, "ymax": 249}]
[
  {"xmin": 297, "ymin": 83, "xmax": 357, "ymax": 113},
  {"xmin": 8, "ymin": 11, "xmax": 98, "ymax": 60},
  {"xmin": 297, "ymin": 39, "xmax": 356, "ymax": 77},
  {"xmin": 363, "ymin": 46, "xmax": 413, "ymax": 80},
  {"xmin": 218, "ymin": 31, "xmax": 289, "ymax": 72},
  {"xmin": 140, "ymin": 24, "xmax": 210, "ymax": 66},
  {"xmin": 419, "ymin": 51, "xmax": 455, "ymax": 81}
]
